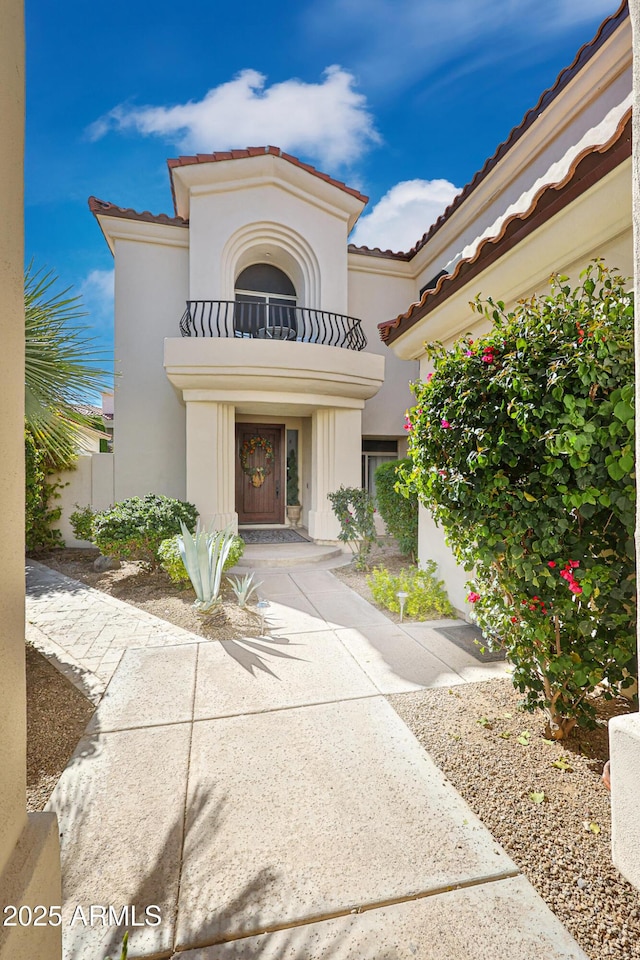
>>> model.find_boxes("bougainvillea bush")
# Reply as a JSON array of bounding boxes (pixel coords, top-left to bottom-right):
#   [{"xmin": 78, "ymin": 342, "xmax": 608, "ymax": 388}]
[{"xmin": 400, "ymin": 263, "xmax": 637, "ymax": 738}]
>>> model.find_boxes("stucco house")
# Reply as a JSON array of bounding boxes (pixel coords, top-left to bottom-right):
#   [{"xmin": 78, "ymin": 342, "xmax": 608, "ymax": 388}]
[
  {"xmin": 73, "ymin": 149, "xmax": 423, "ymax": 546},
  {"xmin": 63, "ymin": 2, "xmax": 631, "ymax": 593},
  {"xmin": 51, "ymin": 0, "xmax": 640, "ymax": 897}
]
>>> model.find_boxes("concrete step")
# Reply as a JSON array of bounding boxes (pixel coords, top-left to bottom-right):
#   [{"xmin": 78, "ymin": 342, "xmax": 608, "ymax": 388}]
[{"xmin": 234, "ymin": 542, "xmax": 347, "ymax": 569}]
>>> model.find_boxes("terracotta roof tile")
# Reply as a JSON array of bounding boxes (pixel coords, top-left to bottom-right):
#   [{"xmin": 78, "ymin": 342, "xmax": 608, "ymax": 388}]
[
  {"xmin": 88, "ymin": 196, "xmax": 188, "ymax": 227},
  {"xmin": 166, "ymin": 146, "xmax": 368, "ymax": 206},
  {"xmin": 347, "ymin": 244, "xmax": 412, "ymax": 261},
  {"xmin": 404, "ymin": 1, "xmax": 629, "ymax": 259},
  {"xmin": 350, "ymin": 1, "xmax": 629, "ymax": 262},
  {"xmin": 379, "ymin": 109, "xmax": 631, "ymax": 345}
]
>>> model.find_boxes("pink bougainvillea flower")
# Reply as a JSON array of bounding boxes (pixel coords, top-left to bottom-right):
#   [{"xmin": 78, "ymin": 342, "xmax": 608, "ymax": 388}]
[
  {"xmin": 548, "ymin": 561, "xmax": 556, "ymax": 568},
  {"xmin": 467, "ymin": 591, "xmax": 481, "ymax": 603},
  {"xmin": 403, "ymin": 423, "xmax": 411, "ymax": 431},
  {"xmin": 441, "ymin": 419, "xmax": 451, "ymax": 429},
  {"xmin": 437, "ymin": 469, "xmax": 447, "ymax": 476},
  {"xmin": 559, "ymin": 560, "xmax": 582, "ymax": 596},
  {"xmin": 465, "ymin": 350, "xmax": 473, "ymax": 357},
  {"xmin": 481, "ymin": 354, "xmax": 494, "ymax": 364},
  {"xmin": 426, "ymin": 372, "xmax": 434, "ymax": 382}
]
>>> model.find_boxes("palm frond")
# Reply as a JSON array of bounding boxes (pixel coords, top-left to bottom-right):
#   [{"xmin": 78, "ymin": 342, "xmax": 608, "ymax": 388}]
[{"xmin": 24, "ymin": 262, "xmax": 112, "ymax": 467}]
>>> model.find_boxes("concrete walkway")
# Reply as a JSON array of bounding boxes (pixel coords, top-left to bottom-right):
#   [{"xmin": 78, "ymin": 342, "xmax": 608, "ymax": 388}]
[{"xmin": 26, "ymin": 560, "xmax": 588, "ymax": 960}]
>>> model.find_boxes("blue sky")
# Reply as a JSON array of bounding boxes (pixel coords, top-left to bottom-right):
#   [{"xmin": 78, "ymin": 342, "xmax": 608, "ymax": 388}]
[{"xmin": 26, "ymin": 0, "xmax": 617, "ymax": 365}]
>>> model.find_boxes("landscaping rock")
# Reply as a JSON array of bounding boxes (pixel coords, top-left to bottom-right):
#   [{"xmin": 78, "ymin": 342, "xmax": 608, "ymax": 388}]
[{"xmin": 93, "ymin": 554, "xmax": 121, "ymax": 572}]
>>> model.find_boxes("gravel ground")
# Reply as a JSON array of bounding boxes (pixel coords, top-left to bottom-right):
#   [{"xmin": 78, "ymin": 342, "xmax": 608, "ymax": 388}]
[
  {"xmin": 33, "ymin": 549, "xmax": 262, "ymax": 641},
  {"xmin": 26, "ymin": 643, "xmax": 94, "ymax": 811},
  {"xmin": 390, "ymin": 679, "xmax": 640, "ymax": 960}
]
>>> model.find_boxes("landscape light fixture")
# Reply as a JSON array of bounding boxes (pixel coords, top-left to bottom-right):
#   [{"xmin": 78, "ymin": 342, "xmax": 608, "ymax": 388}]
[
  {"xmin": 396, "ymin": 591, "xmax": 409, "ymax": 623},
  {"xmin": 256, "ymin": 598, "xmax": 270, "ymax": 636}
]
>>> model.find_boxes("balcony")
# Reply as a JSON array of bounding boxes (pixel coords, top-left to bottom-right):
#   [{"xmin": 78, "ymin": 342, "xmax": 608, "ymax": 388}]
[{"xmin": 179, "ymin": 300, "xmax": 367, "ymax": 351}]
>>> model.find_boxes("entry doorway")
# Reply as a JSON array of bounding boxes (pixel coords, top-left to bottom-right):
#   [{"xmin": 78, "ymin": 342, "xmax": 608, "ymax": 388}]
[{"xmin": 235, "ymin": 423, "xmax": 285, "ymax": 524}]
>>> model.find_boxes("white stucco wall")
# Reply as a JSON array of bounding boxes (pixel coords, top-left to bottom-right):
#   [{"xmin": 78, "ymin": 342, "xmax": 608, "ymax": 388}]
[
  {"xmin": 54, "ymin": 454, "xmax": 115, "ymax": 547},
  {"xmin": 112, "ymin": 233, "xmax": 189, "ymax": 502},
  {"xmin": 347, "ymin": 259, "xmax": 418, "ymax": 437},
  {"xmin": 189, "ymin": 182, "xmax": 349, "ymax": 313}
]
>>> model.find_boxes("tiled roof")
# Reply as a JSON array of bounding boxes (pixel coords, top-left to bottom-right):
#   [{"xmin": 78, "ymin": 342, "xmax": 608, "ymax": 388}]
[
  {"xmin": 352, "ymin": 1, "xmax": 629, "ymax": 261},
  {"xmin": 379, "ymin": 108, "xmax": 631, "ymax": 345},
  {"xmin": 167, "ymin": 146, "xmax": 369, "ymax": 211},
  {"xmin": 347, "ymin": 244, "xmax": 412, "ymax": 261},
  {"xmin": 88, "ymin": 196, "xmax": 189, "ymax": 227}
]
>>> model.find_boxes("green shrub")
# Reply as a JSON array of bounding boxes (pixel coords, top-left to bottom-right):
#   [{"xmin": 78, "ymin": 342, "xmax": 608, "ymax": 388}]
[
  {"xmin": 327, "ymin": 485, "xmax": 378, "ymax": 570},
  {"xmin": 158, "ymin": 532, "xmax": 244, "ymax": 583},
  {"xmin": 25, "ymin": 429, "xmax": 63, "ymax": 551},
  {"xmin": 374, "ymin": 459, "xmax": 418, "ymax": 559},
  {"xmin": 92, "ymin": 494, "xmax": 198, "ymax": 564},
  {"xmin": 400, "ymin": 263, "xmax": 637, "ymax": 738},
  {"xmin": 69, "ymin": 504, "xmax": 96, "ymax": 542},
  {"xmin": 367, "ymin": 562, "xmax": 452, "ymax": 619}
]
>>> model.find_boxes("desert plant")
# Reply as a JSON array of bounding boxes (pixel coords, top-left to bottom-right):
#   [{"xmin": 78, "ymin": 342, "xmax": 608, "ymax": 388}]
[
  {"xmin": 327, "ymin": 485, "xmax": 378, "ymax": 570},
  {"xmin": 400, "ymin": 262, "xmax": 637, "ymax": 738},
  {"xmin": 374, "ymin": 458, "xmax": 418, "ymax": 559},
  {"xmin": 286, "ymin": 448, "xmax": 300, "ymax": 505},
  {"xmin": 105, "ymin": 931, "xmax": 128, "ymax": 960},
  {"xmin": 92, "ymin": 494, "xmax": 198, "ymax": 564},
  {"xmin": 179, "ymin": 521, "xmax": 237, "ymax": 613},
  {"xmin": 25, "ymin": 262, "xmax": 110, "ymax": 468},
  {"xmin": 367, "ymin": 562, "xmax": 452, "ymax": 619},
  {"xmin": 158, "ymin": 532, "xmax": 244, "ymax": 583},
  {"xmin": 228, "ymin": 572, "xmax": 262, "ymax": 608},
  {"xmin": 69, "ymin": 504, "xmax": 97, "ymax": 542},
  {"xmin": 25, "ymin": 429, "xmax": 63, "ymax": 551}
]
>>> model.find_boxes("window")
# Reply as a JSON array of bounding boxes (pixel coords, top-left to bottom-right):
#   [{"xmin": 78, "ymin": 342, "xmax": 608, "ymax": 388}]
[
  {"xmin": 234, "ymin": 264, "xmax": 298, "ymax": 339},
  {"xmin": 361, "ymin": 438, "xmax": 398, "ymax": 498}
]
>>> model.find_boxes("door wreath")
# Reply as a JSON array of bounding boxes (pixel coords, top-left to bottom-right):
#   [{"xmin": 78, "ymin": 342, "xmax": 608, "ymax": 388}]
[{"xmin": 240, "ymin": 435, "xmax": 275, "ymax": 487}]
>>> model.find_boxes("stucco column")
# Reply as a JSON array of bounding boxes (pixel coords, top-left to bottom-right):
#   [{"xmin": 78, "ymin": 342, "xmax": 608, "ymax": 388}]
[
  {"xmin": 0, "ymin": 3, "xmax": 62, "ymax": 958},
  {"xmin": 308, "ymin": 407, "xmax": 361, "ymax": 542},
  {"xmin": 609, "ymin": 0, "xmax": 640, "ymax": 894},
  {"xmin": 185, "ymin": 400, "xmax": 238, "ymax": 531}
]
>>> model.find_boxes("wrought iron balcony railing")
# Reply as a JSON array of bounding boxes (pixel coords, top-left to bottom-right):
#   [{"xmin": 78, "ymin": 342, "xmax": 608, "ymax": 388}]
[{"xmin": 179, "ymin": 300, "xmax": 367, "ymax": 351}]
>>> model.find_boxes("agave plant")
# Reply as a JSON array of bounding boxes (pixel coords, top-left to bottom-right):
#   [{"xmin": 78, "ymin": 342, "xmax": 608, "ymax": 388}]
[
  {"xmin": 105, "ymin": 931, "xmax": 128, "ymax": 960},
  {"xmin": 227, "ymin": 572, "xmax": 262, "ymax": 609},
  {"xmin": 178, "ymin": 521, "xmax": 236, "ymax": 613}
]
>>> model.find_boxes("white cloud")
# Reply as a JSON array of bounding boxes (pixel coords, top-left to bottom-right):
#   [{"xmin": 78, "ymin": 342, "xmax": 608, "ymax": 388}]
[
  {"xmin": 350, "ymin": 179, "xmax": 460, "ymax": 252},
  {"xmin": 88, "ymin": 67, "xmax": 380, "ymax": 170},
  {"xmin": 79, "ymin": 268, "xmax": 114, "ymax": 330},
  {"xmin": 305, "ymin": 0, "xmax": 616, "ymax": 92}
]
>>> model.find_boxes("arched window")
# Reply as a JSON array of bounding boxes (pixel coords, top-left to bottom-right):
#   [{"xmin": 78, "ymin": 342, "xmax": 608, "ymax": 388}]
[{"xmin": 234, "ymin": 264, "xmax": 298, "ymax": 340}]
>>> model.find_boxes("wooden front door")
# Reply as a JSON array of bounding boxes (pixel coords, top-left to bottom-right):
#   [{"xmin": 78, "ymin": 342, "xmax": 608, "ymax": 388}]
[{"xmin": 235, "ymin": 424, "xmax": 284, "ymax": 524}]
